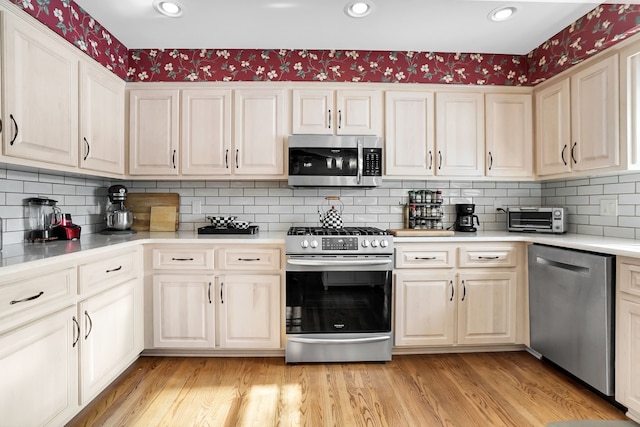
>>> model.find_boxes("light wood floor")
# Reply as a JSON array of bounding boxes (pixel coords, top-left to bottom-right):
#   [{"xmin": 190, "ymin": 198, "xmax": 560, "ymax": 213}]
[{"xmin": 67, "ymin": 352, "xmax": 627, "ymax": 427}]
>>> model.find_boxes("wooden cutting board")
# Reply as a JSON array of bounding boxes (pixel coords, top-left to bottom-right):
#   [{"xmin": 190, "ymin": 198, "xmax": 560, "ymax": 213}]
[
  {"xmin": 387, "ymin": 229, "xmax": 455, "ymax": 237},
  {"xmin": 125, "ymin": 193, "xmax": 180, "ymax": 231},
  {"xmin": 150, "ymin": 206, "xmax": 178, "ymax": 232}
]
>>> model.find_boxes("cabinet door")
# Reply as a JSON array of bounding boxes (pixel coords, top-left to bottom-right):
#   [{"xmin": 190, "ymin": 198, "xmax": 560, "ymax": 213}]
[
  {"xmin": 79, "ymin": 280, "xmax": 141, "ymax": 404},
  {"xmin": 234, "ymin": 89, "xmax": 286, "ymax": 176},
  {"xmin": 153, "ymin": 274, "xmax": 215, "ymax": 348},
  {"xmin": 2, "ymin": 13, "xmax": 78, "ymax": 167},
  {"xmin": 616, "ymin": 298, "xmax": 640, "ymax": 413},
  {"xmin": 79, "ymin": 61, "xmax": 125, "ymax": 175},
  {"xmin": 218, "ymin": 274, "xmax": 281, "ymax": 349},
  {"xmin": 457, "ymin": 271, "xmax": 517, "ymax": 345},
  {"xmin": 535, "ymin": 79, "xmax": 572, "ymax": 176},
  {"xmin": 571, "ymin": 54, "xmax": 620, "ymax": 172},
  {"xmin": 181, "ymin": 89, "xmax": 232, "ymax": 175},
  {"xmin": 0, "ymin": 306, "xmax": 78, "ymax": 427},
  {"xmin": 384, "ymin": 91, "xmax": 435, "ymax": 176},
  {"xmin": 336, "ymin": 90, "xmax": 382, "ymax": 135},
  {"xmin": 485, "ymin": 93, "xmax": 533, "ymax": 178},
  {"xmin": 394, "ymin": 272, "xmax": 456, "ymax": 346},
  {"xmin": 435, "ymin": 92, "xmax": 484, "ymax": 176},
  {"xmin": 129, "ymin": 89, "xmax": 180, "ymax": 175},
  {"xmin": 291, "ymin": 89, "xmax": 334, "ymax": 134}
]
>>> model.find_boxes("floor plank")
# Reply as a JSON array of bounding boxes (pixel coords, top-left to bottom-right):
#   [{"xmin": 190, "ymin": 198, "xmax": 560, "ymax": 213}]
[{"xmin": 66, "ymin": 352, "xmax": 627, "ymax": 427}]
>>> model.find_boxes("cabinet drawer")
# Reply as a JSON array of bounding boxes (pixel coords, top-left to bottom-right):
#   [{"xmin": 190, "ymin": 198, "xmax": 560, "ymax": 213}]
[
  {"xmin": 395, "ymin": 246, "xmax": 456, "ymax": 269},
  {"xmin": 458, "ymin": 245, "xmax": 517, "ymax": 268},
  {"xmin": 217, "ymin": 247, "xmax": 282, "ymax": 271},
  {"xmin": 618, "ymin": 258, "xmax": 640, "ymax": 298},
  {"xmin": 152, "ymin": 247, "xmax": 214, "ymax": 270},
  {"xmin": 0, "ymin": 266, "xmax": 76, "ymax": 328},
  {"xmin": 78, "ymin": 248, "xmax": 140, "ymax": 295}
]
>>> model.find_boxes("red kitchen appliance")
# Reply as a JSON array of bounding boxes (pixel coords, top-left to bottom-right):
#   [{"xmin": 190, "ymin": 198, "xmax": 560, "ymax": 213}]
[{"xmin": 53, "ymin": 213, "xmax": 81, "ymax": 240}]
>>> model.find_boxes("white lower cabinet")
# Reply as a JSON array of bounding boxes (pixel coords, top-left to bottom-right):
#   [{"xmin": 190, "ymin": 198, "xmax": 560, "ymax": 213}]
[
  {"xmin": 394, "ymin": 242, "xmax": 523, "ymax": 348},
  {"xmin": 79, "ymin": 280, "xmax": 142, "ymax": 404},
  {"xmin": 153, "ymin": 274, "xmax": 215, "ymax": 348},
  {"xmin": 148, "ymin": 244, "xmax": 283, "ymax": 351},
  {"xmin": 616, "ymin": 257, "xmax": 640, "ymax": 422},
  {"xmin": 394, "ymin": 272, "xmax": 456, "ymax": 346},
  {"xmin": 218, "ymin": 274, "xmax": 281, "ymax": 349},
  {"xmin": 0, "ymin": 306, "xmax": 79, "ymax": 427}
]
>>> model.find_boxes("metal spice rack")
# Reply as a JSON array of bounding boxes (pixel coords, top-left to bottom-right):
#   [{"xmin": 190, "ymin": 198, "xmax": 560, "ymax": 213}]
[{"xmin": 405, "ymin": 189, "xmax": 445, "ymax": 230}]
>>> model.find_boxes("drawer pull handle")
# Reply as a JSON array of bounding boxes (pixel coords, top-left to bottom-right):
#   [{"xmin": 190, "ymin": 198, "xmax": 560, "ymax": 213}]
[
  {"xmin": 220, "ymin": 282, "xmax": 224, "ymax": 304},
  {"xmin": 106, "ymin": 266, "xmax": 123, "ymax": 273},
  {"xmin": 72, "ymin": 316, "xmax": 80, "ymax": 348},
  {"xmin": 10, "ymin": 291, "xmax": 44, "ymax": 305},
  {"xmin": 461, "ymin": 280, "xmax": 467, "ymax": 301},
  {"xmin": 208, "ymin": 282, "xmax": 212, "ymax": 304},
  {"xmin": 84, "ymin": 310, "xmax": 93, "ymax": 340},
  {"xmin": 449, "ymin": 280, "xmax": 454, "ymax": 301},
  {"xmin": 415, "ymin": 256, "xmax": 436, "ymax": 260},
  {"xmin": 172, "ymin": 257, "xmax": 194, "ymax": 261},
  {"xmin": 478, "ymin": 256, "xmax": 500, "ymax": 260},
  {"xmin": 238, "ymin": 258, "xmax": 261, "ymax": 262}
]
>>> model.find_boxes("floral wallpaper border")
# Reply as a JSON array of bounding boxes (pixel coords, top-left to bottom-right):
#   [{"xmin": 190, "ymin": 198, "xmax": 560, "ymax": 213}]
[{"xmin": 7, "ymin": 0, "xmax": 640, "ymax": 85}]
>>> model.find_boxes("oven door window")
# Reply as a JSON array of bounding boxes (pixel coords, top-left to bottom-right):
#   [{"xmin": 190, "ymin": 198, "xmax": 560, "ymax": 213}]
[
  {"xmin": 289, "ymin": 148, "xmax": 358, "ymax": 177},
  {"xmin": 286, "ymin": 270, "xmax": 392, "ymax": 334}
]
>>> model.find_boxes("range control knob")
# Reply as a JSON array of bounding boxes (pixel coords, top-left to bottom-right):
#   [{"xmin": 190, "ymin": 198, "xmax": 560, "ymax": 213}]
[
  {"xmin": 371, "ymin": 239, "xmax": 379, "ymax": 248},
  {"xmin": 300, "ymin": 240, "xmax": 309, "ymax": 249},
  {"xmin": 310, "ymin": 240, "xmax": 318, "ymax": 248},
  {"xmin": 361, "ymin": 239, "xmax": 370, "ymax": 248},
  {"xmin": 380, "ymin": 239, "xmax": 389, "ymax": 248}
]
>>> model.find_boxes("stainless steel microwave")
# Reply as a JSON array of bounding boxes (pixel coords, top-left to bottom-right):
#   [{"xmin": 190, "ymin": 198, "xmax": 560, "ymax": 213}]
[
  {"xmin": 507, "ymin": 207, "xmax": 568, "ymax": 233},
  {"xmin": 288, "ymin": 135, "xmax": 383, "ymax": 187}
]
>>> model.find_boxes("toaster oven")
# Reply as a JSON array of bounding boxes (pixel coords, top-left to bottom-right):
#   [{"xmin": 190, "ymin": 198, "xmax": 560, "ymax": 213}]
[{"xmin": 507, "ymin": 207, "xmax": 568, "ymax": 234}]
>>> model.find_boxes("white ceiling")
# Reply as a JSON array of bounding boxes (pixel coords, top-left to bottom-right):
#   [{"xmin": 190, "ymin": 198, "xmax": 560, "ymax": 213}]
[{"xmin": 73, "ymin": 0, "xmax": 604, "ymax": 54}]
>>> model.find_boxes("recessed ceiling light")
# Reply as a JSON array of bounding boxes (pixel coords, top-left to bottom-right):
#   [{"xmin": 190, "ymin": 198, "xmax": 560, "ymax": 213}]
[
  {"xmin": 488, "ymin": 5, "xmax": 518, "ymax": 22},
  {"xmin": 153, "ymin": 0, "xmax": 183, "ymax": 17},
  {"xmin": 344, "ymin": 0, "xmax": 375, "ymax": 18}
]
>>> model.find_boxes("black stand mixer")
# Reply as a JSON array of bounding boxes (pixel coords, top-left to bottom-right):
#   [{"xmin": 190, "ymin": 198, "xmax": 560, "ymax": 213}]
[{"xmin": 101, "ymin": 185, "xmax": 136, "ymax": 235}]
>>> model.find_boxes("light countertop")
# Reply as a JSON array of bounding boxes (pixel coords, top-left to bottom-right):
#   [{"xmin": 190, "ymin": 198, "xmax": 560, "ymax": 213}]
[{"xmin": 3, "ymin": 229, "xmax": 640, "ymax": 271}]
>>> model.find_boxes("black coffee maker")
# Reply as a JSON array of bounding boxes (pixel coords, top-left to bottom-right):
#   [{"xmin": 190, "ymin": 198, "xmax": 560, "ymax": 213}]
[{"xmin": 454, "ymin": 204, "xmax": 480, "ymax": 232}]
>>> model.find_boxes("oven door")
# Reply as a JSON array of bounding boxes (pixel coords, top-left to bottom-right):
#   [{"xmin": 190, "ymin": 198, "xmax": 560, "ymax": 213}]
[{"xmin": 285, "ymin": 255, "xmax": 393, "ymax": 363}]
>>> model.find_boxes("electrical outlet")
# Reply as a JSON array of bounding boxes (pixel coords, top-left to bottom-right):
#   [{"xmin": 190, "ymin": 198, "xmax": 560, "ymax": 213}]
[
  {"xmin": 600, "ymin": 199, "xmax": 618, "ymax": 216},
  {"xmin": 192, "ymin": 200, "xmax": 202, "ymax": 215}
]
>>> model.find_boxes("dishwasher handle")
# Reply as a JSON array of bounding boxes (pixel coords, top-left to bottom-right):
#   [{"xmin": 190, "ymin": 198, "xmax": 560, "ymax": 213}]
[{"xmin": 535, "ymin": 256, "xmax": 590, "ymax": 274}]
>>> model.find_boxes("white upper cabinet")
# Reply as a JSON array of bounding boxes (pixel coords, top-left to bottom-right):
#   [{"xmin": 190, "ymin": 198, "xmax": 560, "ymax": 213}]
[
  {"xmin": 181, "ymin": 89, "xmax": 232, "ymax": 175},
  {"xmin": 535, "ymin": 79, "xmax": 572, "ymax": 176},
  {"xmin": 485, "ymin": 93, "xmax": 533, "ymax": 178},
  {"xmin": 292, "ymin": 89, "xmax": 382, "ymax": 135},
  {"xmin": 384, "ymin": 91, "xmax": 435, "ymax": 176},
  {"xmin": 435, "ymin": 92, "xmax": 485, "ymax": 177},
  {"xmin": 79, "ymin": 61, "xmax": 125, "ymax": 175},
  {"xmin": 234, "ymin": 88, "xmax": 286, "ymax": 176},
  {"xmin": 570, "ymin": 54, "xmax": 620, "ymax": 172},
  {"xmin": 129, "ymin": 89, "xmax": 180, "ymax": 175},
  {"xmin": 2, "ymin": 12, "xmax": 78, "ymax": 167},
  {"xmin": 536, "ymin": 53, "xmax": 620, "ymax": 177}
]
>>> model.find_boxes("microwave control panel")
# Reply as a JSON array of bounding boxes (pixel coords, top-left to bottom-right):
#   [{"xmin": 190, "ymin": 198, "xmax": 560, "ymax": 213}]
[{"xmin": 364, "ymin": 148, "xmax": 382, "ymax": 176}]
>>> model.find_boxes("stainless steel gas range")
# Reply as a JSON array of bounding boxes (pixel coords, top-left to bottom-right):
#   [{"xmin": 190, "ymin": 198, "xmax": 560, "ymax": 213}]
[{"xmin": 285, "ymin": 226, "xmax": 394, "ymax": 364}]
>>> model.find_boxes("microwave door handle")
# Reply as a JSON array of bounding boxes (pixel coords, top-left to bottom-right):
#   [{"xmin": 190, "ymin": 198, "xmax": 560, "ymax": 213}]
[{"xmin": 357, "ymin": 138, "xmax": 363, "ymax": 185}]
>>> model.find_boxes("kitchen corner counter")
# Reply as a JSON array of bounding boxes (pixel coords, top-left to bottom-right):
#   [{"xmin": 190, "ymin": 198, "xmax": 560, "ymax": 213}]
[
  {"xmin": 392, "ymin": 230, "xmax": 640, "ymax": 258},
  {"xmin": 5, "ymin": 229, "xmax": 640, "ymax": 272},
  {"xmin": 0, "ymin": 230, "xmax": 287, "ymax": 272}
]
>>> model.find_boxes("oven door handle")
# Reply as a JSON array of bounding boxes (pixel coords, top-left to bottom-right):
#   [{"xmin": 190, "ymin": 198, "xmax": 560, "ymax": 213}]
[
  {"xmin": 286, "ymin": 259, "xmax": 393, "ymax": 267},
  {"xmin": 287, "ymin": 336, "xmax": 391, "ymax": 345}
]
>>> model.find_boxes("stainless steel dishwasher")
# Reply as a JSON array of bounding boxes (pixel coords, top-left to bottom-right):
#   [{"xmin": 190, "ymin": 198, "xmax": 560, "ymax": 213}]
[{"xmin": 528, "ymin": 244, "xmax": 615, "ymax": 396}]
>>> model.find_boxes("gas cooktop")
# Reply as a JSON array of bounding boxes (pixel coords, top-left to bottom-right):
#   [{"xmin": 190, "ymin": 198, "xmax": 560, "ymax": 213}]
[{"xmin": 287, "ymin": 226, "xmax": 390, "ymax": 236}]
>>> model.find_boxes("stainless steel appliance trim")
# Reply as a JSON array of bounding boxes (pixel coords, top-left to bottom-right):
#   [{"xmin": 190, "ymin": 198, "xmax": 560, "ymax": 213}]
[
  {"xmin": 288, "ymin": 336, "xmax": 391, "ymax": 345},
  {"xmin": 286, "ymin": 259, "xmax": 392, "ymax": 267}
]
